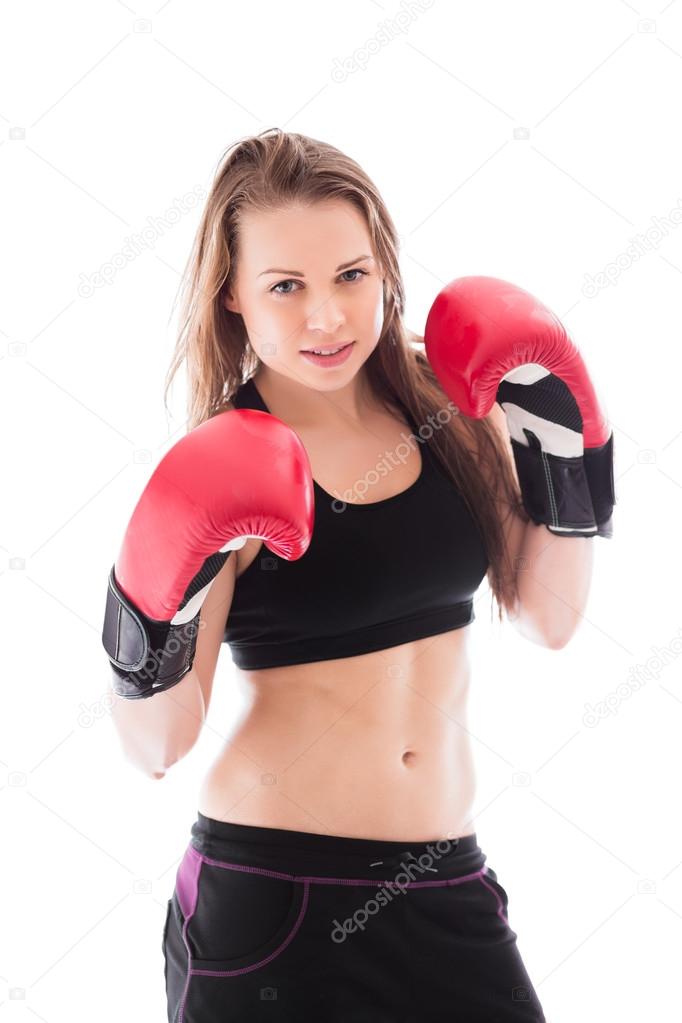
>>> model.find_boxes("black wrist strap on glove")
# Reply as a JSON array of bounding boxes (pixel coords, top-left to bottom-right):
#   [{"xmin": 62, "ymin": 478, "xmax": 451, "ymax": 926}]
[
  {"xmin": 583, "ymin": 432, "xmax": 615, "ymax": 539},
  {"xmin": 101, "ymin": 547, "xmax": 235, "ymax": 699},
  {"xmin": 511, "ymin": 431, "xmax": 615, "ymax": 539},
  {"xmin": 101, "ymin": 567, "xmax": 199, "ymax": 699}
]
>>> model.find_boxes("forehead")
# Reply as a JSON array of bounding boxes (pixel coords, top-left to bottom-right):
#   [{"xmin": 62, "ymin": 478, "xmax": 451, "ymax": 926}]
[{"xmin": 237, "ymin": 200, "xmax": 373, "ymax": 269}]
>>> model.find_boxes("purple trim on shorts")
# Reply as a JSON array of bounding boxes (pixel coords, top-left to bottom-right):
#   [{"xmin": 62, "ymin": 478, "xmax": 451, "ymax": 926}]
[
  {"xmin": 176, "ymin": 847, "xmax": 203, "ymax": 1023},
  {"xmin": 478, "ymin": 871, "xmax": 508, "ymax": 922},
  {"xmin": 176, "ymin": 843, "xmax": 202, "ymax": 919},
  {"xmin": 191, "ymin": 882, "xmax": 310, "ymax": 979},
  {"xmin": 195, "ymin": 845, "xmax": 487, "ymax": 888},
  {"xmin": 173, "ymin": 845, "xmax": 501, "ymax": 1019}
]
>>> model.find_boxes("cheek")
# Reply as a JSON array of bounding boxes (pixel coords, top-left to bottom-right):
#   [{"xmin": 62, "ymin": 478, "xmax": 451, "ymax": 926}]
[
  {"xmin": 245, "ymin": 298, "xmax": 306, "ymax": 365},
  {"xmin": 244, "ymin": 295, "xmax": 298, "ymax": 340},
  {"xmin": 364, "ymin": 282, "xmax": 385, "ymax": 337}
]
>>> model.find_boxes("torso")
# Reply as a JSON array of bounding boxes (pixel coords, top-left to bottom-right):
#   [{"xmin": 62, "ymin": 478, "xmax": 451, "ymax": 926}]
[{"xmin": 197, "ymin": 381, "xmax": 478, "ymax": 842}]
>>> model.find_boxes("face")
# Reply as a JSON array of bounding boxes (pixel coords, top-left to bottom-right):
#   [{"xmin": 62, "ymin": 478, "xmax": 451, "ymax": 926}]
[{"xmin": 224, "ymin": 200, "xmax": 386, "ymax": 392}]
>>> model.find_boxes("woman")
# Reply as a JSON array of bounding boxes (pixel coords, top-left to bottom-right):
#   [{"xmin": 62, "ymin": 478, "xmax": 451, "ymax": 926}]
[{"xmin": 106, "ymin": 129, "xmax": 606, "ymax": 1021}]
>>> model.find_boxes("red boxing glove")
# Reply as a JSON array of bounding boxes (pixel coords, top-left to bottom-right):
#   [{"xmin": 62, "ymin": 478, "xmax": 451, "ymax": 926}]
[
  {"xmin": 102, "ymin": 408, "xmax": 314, "ymax": 698},
  {"xmin": 424, "ymin": 276, "xmax": 615, "ymax": 538}
]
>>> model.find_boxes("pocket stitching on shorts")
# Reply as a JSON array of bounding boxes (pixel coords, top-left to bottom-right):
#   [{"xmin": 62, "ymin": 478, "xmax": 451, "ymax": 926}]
[
  {"xmin": 480, "ymin": 868, "xmax": 509, "ymax": 919},
  {"xmin": 189, "ymin": 877, "xmax": 309, "ymax": 975}
]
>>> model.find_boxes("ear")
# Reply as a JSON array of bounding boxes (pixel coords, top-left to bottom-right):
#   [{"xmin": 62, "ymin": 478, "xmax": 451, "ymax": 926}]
[{"xmin": 223, "ymin": 290, "xmax": 239, "ymax": 314}]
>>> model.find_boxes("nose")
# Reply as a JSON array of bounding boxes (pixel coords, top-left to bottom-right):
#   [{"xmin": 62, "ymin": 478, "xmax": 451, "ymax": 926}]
[{"xmin": 304, "ymin": 292, "xmax": 346, "ymax": 335}]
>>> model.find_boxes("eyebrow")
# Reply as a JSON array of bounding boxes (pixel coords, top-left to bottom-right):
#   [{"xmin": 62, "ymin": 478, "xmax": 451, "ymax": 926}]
[{"xmin": 258, "ymin": 254, "xmax": 373, "ymax": 277}]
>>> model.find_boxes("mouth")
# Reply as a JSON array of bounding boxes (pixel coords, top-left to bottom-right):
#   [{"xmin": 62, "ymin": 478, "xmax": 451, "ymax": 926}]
[
  {"xmin": 300, "ymin": 341, "xmax": 355, "ymax": 354},
  {"xmin": 299, "ymin": 340, "xmax": 356, "ymax": 368}
]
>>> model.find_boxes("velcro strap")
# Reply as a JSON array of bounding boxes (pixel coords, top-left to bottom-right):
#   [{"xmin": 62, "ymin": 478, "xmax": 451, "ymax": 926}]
[
  {"xmin": 583, "ymin": 432, "xmax": 615, "ymax": 538},
  {"xmin": 102, "ymin": 567, "xmax": 199, "ymax": 699},
  {"xmin": 510, "ymin": 438, "xmax": 598, "ymax": 536}
]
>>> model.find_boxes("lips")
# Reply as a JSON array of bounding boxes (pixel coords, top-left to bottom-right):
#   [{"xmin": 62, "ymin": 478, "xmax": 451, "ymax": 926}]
[
  {"xmin": 301, "ymin": 341, "xmax": 354, "ymax": 353},
  {"xmin": 300, "ymin": 341, "xmax": 356, "ymax": 367}
]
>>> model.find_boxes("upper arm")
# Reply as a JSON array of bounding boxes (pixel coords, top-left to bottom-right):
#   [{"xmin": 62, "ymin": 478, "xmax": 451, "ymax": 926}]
[
  {"xmin": 192, "ymin": 549, "xmax": 237, "ymax": 718},
  {"xmin": 483, "ymin": 401, "xmax": 526, "ymax": 565},
  {"xmin": 471, "ymin": 403, "xmax": 527, "ymax": 620}
]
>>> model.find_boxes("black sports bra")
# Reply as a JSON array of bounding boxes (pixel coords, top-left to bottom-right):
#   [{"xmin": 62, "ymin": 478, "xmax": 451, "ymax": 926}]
[{"xmin": 222, "ymin": 377, "xmax": 489, "ymax": 670}]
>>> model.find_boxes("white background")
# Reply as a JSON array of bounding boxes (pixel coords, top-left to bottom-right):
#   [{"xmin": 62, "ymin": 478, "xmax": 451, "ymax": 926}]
[{"xmin": 2, "ymin": 0, "xmax": 679, "ymax": 1020}]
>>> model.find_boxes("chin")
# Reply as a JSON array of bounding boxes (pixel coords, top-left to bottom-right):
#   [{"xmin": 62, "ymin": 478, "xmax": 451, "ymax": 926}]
[{"xmin": 304, "ymin": 363, "xmax": 368, "ymax": 388}]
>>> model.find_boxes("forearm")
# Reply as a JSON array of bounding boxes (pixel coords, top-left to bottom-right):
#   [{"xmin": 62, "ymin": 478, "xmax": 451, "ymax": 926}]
[
  {"xmin": 511, "ymin": 521, "xmax": 594, "ymax": 648},
  {"xmin": 108, "ymin": 668, "xmax": 205, "ymax": 777}
]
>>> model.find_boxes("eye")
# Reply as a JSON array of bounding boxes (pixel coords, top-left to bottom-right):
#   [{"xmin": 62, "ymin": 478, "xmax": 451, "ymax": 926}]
[
  {"xmin": 270, "ymin": 268, "xmax": 368, "ymax": 296},
  {"xmin": 339, "ymin": 268, "xmax": 368, "ymax": 283}
]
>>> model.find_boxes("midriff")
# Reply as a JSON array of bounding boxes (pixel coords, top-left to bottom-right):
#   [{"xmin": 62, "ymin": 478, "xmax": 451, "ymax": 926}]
[{"xmin": 197, "ymin": 567, "xmax": 478, "ymax": 842}]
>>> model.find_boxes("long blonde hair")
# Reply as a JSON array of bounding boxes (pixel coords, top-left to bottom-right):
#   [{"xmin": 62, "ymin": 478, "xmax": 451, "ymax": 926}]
[{"xmin": 164, "ymin": 128, "xmax": 528, "ymax": 621}]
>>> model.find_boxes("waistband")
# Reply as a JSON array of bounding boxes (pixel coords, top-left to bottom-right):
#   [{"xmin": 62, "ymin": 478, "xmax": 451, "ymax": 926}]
[{"xmin": 189, "ymin": 812, "xmax": 488, "ymax": 884}]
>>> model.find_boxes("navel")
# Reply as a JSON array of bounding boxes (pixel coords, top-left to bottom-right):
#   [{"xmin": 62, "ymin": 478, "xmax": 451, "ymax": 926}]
[{"xmin": 401, "ymin": 749, "xmax": 417, "ymax": 766}]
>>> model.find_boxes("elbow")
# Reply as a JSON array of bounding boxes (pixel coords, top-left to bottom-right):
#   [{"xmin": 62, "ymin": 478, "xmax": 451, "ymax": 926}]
[
  {"xmin": 118, "ymin": 742, "xmax": 172, "ymax": 780},
  {"xmin": 112, "ymin": 723, "xmax": 199, "ymax": 779},
  {"xmin": 534, "ymin": 619, "xmax": 580, "ymax": 650},
  {"xmin": 543, "ymin": 630, "xmax": 572, "ymax": 651},
  {"xmin": 158, "ymin": 743, "xmax": 195, "ymax": 775},
  {"xmin": 511, "ymin": 607, "xmax": 579, "ymax": 650},
  {"xmin": 125, "ymin": 750, "xmax": 185, "ymax": 780},
  {"xmin": 117, "ymin": 747, "xmax": 168, "ymax": 780},
  {"xmin": 120, "ymin": 731, "xmax": 199, "ymax": 779},
  {"xmin": 157, "ymin": 729, "xmax": 203, "ymax": 774},
  {"xmin": 543, "ymin": 613, "xmax": 583, "ymax": 650}
]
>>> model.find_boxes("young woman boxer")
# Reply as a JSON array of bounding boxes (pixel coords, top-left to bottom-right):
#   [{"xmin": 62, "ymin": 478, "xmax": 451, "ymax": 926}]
[{"xmin": 102, "ymin": 128, "xmax": 614, "ymax": 1022}]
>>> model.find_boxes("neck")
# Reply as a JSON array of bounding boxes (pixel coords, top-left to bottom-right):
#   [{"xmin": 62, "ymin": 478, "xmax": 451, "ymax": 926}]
[{"xmin": 253, "ymin": 365, "xmax": 378, "ymax": 428}]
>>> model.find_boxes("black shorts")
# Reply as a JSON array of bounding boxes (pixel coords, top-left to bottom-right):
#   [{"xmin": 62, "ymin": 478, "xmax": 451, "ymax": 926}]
[{"xmin": 163, "ymin": 812, "xmax": 546, "ymax": 1022}]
